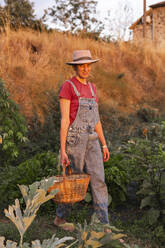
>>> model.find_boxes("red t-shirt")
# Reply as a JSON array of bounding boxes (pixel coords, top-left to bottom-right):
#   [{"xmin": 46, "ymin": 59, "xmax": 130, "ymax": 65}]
[{"xmin": 59, "ymin": 77, "xmax": 98, "ymax": 125}]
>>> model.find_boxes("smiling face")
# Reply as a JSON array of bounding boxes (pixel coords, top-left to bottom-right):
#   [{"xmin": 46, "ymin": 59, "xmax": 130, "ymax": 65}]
[{"xmin": 75, "ymin": 63, "xmax": 92, "ymax": 80}]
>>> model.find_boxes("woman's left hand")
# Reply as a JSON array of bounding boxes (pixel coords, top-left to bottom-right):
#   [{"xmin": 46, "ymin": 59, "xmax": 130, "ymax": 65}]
[{"xmin": 103, "ymin": 147, "xmax": 110, "ymax": 162}]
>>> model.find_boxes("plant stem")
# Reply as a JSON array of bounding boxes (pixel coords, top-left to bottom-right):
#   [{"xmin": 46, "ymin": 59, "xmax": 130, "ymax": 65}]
[
  {"xmin": 19, "ymin": 235, "xmax": 23, "ymax": 248},
  {"xmin": 66, "ymin": 239, "xmax": 78, "ymax": 248}
]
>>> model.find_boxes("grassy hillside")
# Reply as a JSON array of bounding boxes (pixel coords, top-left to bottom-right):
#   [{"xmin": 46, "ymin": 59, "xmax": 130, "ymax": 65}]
[{"xmin": 0, "ymin": 28, "xmax": 165, "ymax": 125}]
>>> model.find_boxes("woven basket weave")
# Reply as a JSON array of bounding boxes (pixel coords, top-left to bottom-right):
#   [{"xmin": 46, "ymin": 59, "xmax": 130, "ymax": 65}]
[{"xmin": 48, "ymin": 165, "xmax": 90, "ymax": 203}]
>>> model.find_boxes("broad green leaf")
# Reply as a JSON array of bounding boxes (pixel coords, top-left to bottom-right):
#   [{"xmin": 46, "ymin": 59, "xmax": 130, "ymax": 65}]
[
  {"xmin": 137, "ymin": 188, "xmax": 154, "ymax": 195},
  {"xmin": 140, "ymin": 196, "xmax": 152, "ymax": 209},
  {"xmin": 112, "ymin": 233, "xmax": 127, "ymax": 240},
  {"xmin": 100, "ymin": 234, "xmax": 122, "ymax": 246},
  {"xmin": 108, "ymin": 194, "xmax": 112, "ymax": 206},
  {"xmin": 103, "ymin": 224, "xmax": 123, "ymax": 232}
]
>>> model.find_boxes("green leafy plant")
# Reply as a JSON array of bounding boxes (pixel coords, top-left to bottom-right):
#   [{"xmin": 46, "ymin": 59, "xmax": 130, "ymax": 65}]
[
  {"xmin": 104, "ymin": 154, "xmax": 130, "ymax": 207},
  {"xmin": 0, "ymin": 172, "xmax": 141, "ymax": 248},
  {"xmin": 118, "ymin": 122, "xmax": 165, "ymax": 244},
  {"xmin": 0, "ymin": 151, "xmax": 59, "ymax": 209},
  {"xmin": 136, "ymin": 144, "xmax": 165, "ymax": 242},
  {"xmin": 0, "ymin": 80, "xmax": 28, "ymax": 167},
  {"xmin": 4, "ymin": 177, "xmax": 58, "ymax": 247},
  {"xmin": 1, "ymin": 177, "xmax": 75, "ymax": 248},
  {"xmin": 75, "ymin": 213, "xmax": 139, "ymax": 248},
  {"xmin": 0, "ymin": 235, "xmax": 74, "ymax": 248}
]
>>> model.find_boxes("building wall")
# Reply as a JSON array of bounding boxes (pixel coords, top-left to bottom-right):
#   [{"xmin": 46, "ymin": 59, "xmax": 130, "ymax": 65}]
[
  {"xmin": 133, "ymin": 24, "xmax": 152, "ymax": 41},
  {"xmin": 132, "ymin": 6, "xmax": 165, "ymax": 44},
  {"xmin": 152, "ymin": 6, "xmax": 165, "ymax": 43}
]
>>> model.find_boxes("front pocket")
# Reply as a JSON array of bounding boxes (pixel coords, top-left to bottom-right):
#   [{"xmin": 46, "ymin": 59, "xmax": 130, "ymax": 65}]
[
  {"xmin": 88, "ymin": 132, "xmax": 98, "ymax": 141},
  {"xmin": 66, "ymin": 132, "xmax": 80, "ymax": 146}
]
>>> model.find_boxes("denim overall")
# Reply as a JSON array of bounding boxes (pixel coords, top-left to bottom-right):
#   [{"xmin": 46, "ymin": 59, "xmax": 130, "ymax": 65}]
[{"xmin": 56, "ymin": 80, "xmax": 109, "ymax": 224}]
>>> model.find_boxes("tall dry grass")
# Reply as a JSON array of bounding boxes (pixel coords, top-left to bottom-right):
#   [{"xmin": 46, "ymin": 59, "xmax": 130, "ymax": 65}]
[{"xmin": 0, "ymin": 28, "xmax": 165, "ymax": 123}]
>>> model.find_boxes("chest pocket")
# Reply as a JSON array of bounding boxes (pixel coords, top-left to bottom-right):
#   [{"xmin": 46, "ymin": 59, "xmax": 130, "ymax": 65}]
[{"xmin": 79, "ymin": 100, "xmax": 96, "ymax": 123}]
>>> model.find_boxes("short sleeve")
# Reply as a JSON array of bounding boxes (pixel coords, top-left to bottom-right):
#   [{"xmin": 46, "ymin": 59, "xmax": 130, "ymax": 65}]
[{"xmin": 59, "ymin": 81, "xmax": 72, "ymax": 100}]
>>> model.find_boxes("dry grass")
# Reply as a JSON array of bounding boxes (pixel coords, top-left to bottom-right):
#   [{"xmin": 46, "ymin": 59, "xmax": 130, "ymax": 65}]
[{"xmin": 0, "ymin": 28, "xmax": 165, "ymax": 123}]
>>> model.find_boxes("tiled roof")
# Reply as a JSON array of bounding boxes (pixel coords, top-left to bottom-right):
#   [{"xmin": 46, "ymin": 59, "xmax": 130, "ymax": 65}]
[
  {"xmin": 129, "ymin": 9, "xmax": 152, "ymax": 30},
  {"xmin": 150, "ymin": 1, "xmax": 165, "ymax": 8},
  {"xmin": 130, "ymin": 1, "xmax": 165, "ymax": 30}
]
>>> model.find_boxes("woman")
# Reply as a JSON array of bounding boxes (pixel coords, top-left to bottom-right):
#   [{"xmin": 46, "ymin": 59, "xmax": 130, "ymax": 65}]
[{"xmin": 54, "ymin": 50, "xmax": 110, "ymax": 231}]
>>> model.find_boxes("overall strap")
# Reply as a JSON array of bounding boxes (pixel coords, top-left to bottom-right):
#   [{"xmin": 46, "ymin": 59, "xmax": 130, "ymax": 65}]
[
  {"xmin": 66, "ymin": 80, "xmax": 81, "ymax": 97},
  {"xmin": 88, "ymin": 82, "xmax": 95, "ymax": 98}
]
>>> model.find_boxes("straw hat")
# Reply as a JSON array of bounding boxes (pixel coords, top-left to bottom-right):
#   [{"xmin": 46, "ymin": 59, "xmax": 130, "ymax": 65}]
[{"xmin": 66, "ymin": 50, "xmax": 100, "ymax": 65}]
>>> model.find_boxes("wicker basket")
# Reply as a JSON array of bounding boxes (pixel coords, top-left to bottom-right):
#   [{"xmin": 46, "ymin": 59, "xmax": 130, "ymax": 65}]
[{"xmin": 48, "ymin": 165, "xmax": 90, "ymax": 203}]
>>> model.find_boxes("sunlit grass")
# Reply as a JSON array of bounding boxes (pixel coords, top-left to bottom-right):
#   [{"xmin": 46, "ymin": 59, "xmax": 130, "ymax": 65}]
[{"xmin": 0, "ymin": 28, "xmax": 165, "ymax": 123}]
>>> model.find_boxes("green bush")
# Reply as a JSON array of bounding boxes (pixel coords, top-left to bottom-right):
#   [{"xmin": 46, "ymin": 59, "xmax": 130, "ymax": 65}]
[
  {"xmin": 20, "ymin": 94, "xmax": 61, "ymax": 160},
  {"xmin": 118, "ymin": 122, "xmax": 165, "ymax": 244},
  {"xmin": 0, "ymin": 151, "xmax": 59, "ymax": 209},
  {"xmin": 136, "ymin": 143, "xmax": 165, "ymax": 243},
  {"xmin": 104, "ymin": 154, "xmax": 130, "ymax": 207},
  {"xmin": 0, "ymin": 79, "xmax": 28, "ymax": 167}
]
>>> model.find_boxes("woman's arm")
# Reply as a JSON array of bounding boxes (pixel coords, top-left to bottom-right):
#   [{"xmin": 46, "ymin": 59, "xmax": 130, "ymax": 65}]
[
  {"xmin": 60, "ymin": 98, "xmax": 70, "ymax": 166},
  {"xmin": 95, "ymin": 120, "xmax": 110, "ymax": 162}
]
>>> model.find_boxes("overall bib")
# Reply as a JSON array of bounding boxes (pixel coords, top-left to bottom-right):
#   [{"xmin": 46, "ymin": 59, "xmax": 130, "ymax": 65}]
[{"xmin": 56, "ymin": 80, "xmax": 109, "ymax": 224}]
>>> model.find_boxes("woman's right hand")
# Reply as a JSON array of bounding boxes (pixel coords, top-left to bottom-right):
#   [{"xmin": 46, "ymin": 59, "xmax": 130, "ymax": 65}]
[{"xmin": 60, "ymin": 151, "xmax": 70, "ymax": 167}]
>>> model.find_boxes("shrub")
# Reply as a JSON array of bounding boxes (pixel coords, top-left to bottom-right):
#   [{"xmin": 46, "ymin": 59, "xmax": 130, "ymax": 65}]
[
  {"xmin": 0, "ymin": 179, "xmax": 139, "ymax": 248},
  {"xmin": 118, "ymin": 121, "xmax": 165, "ymax": 244},
  {"xmin": 104, "ymin": 154, "xmax": 130, "ymax": 207},
  {"xmin": 0, "ymin": 79, "xmax": 28, "ymax": 167},
  {"xmin": 0, "ymin": 151, "xmax": 59, "ymax": 209}
]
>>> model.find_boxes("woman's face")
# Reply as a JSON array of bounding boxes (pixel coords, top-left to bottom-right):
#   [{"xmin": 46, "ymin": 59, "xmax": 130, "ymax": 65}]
[{"xmin": 75, "ymin": 63, "xmax": 91, "ymax": 79}]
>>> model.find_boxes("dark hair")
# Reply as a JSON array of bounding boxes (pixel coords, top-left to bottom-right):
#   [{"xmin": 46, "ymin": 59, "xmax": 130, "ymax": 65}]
[{"xmin": 72, "ymin": 64, "xmax": 78, "ymax": 71}]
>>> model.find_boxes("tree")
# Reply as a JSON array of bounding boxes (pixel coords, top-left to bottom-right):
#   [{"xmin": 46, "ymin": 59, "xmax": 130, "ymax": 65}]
[
  {"xmin": 103, "ymin": 1, "xmax": 134, "ymax": 41},
  {"xmin": 46, "ymin": 0, "xmax": 103, "ymax": 34},
  {"xmin": 0, "ymin": 0, "xmax": 47, "ymax": 31},
  {"xmin": 4, "ymin": 0, "xmax": 35, "ymax": 28},
  {"xmin": 113, "ymin": 2, "xmax": 134, "ymax": 40}
]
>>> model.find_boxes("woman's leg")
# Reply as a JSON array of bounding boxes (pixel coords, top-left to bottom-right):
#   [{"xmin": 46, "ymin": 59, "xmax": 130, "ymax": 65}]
[{"xmin": 85, "ymin": 138, "xmax": 109, "ymax": 224}]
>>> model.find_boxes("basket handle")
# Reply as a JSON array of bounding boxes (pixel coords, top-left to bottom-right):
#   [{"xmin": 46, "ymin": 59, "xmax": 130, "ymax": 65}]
[{"xmin": 62, "ymin": 164, "xmax": 72, "ymax": 177}]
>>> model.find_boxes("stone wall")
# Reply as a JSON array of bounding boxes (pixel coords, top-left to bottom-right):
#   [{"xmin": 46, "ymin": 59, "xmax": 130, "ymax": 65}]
[
  {"xmin": 132, "ymin": 6, "xmax": 165, "ymax": 45},
  {"xmin": 152, "ymin": 6, "xmax": 165, "ymax": 44},
  {"xmin": 133, "ymin": 24, "xmax": 152, "ymax": 41}
]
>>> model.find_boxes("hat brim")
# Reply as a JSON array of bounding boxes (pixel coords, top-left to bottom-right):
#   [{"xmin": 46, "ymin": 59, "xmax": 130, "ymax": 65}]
[{"xmin": 66, "ymin": 59, "xmax": 100, "ymax": 65}]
